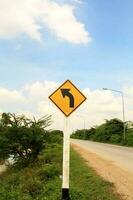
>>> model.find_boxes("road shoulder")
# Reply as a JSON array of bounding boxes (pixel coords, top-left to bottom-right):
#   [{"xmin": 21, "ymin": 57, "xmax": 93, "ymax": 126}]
[{"xmin": 71, "ymin": 143, "xmax": 133, "ymax": 200}]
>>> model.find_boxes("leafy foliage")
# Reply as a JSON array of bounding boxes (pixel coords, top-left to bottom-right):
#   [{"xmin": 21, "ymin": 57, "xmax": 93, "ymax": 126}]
[
  {"xmin": 0, "ymin": 144, "xmax": 62, "ymax": 200},
  {"xmin": 0, "ymin": 113, "xmax": 51, "ymax": 165},
  {"xmin": 71, "ymin": 118, "xmax": 133, "ymax": 147},
  {"xmin": 0, "ymin": 137, "xmax": 120, "ymax": 200}
]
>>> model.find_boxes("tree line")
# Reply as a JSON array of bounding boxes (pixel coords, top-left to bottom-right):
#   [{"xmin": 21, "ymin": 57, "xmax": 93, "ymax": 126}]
[
  {"xmin": 71, "ymin": 118, "xmax": 133, "ymax": 146},
  {"xmin": 1, "ymin": 113, "xmax": 133, "ymax": 168}
]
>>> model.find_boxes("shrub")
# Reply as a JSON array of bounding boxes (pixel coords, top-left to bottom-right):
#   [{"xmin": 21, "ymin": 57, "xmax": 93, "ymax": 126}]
[
  {"xmin": 71, "ymin": 118, "xmax": 128, "ymax": 145},
  {"xmin": 37, "ymin": 164, "xmax": 60, "ymax": 181},
  {"xmin": 22, "ymin": 178, "xmax": 43, "ymax": 198},
  {"xmin": 125, "ymin": 130, "xmax": 133, "ymax": 146},
  {"xmin": 0, "ymin": 113, "xmax": 51, "ymax": 165},
  {"xmin": 109, "ymin": 134, "xmax": 122, "ymax": 144},
  {"xmin": 45, "ymin": 130, "xmax": 63, "ymax": 144}
]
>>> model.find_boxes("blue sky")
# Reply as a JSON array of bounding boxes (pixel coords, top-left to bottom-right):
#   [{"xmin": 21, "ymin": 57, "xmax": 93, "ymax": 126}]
[
  {"xmin": 0, "ymin": 0, "xmax": 133, "ymax": 127},
  {"xmin": 0, "ymin": 0, "xmax": 133, "ymax": 90}
]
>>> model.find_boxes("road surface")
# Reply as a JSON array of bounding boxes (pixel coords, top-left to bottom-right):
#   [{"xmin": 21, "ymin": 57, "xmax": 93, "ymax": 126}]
[{"xmin": 71, "ymin": 139, "xmax": 133, "ymax": 200}]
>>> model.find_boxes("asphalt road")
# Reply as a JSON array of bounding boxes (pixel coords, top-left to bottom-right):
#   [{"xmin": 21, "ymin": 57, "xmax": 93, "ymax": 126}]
[{"xmin": 71, "ymin": 139, "xmax": 133, "ymax": 174}]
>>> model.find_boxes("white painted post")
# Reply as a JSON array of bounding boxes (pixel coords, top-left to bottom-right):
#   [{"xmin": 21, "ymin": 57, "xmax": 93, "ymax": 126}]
[{"xmin": 62, "ymin": 117, "xmax": 70, "ymax": 200}]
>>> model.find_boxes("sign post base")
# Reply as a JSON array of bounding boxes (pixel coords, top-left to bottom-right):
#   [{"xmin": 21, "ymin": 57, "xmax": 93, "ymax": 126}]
[{"xmin": 62, "ymin": 188, "xmax": 69, "ymax": 200}]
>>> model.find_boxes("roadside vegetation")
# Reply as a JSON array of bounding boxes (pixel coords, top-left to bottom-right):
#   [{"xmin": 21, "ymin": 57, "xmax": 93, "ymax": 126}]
[
  {"xmin": 0, "ymin": 136, "xmax": 63, "ymax": 200},
  {"xmin": 71, "ymin": 118, "xmax": 133, "ymax": 147},
  {"xmin": 0, "ymin": 112, "xmax": 52, "ymax": 166},
  {"xmin": 0, "ymin": 113, "xmax": 121, "ymax": 199},
  {"xmin": 70, "ymin": 149, "xmax": 120, "ymax": 200}
]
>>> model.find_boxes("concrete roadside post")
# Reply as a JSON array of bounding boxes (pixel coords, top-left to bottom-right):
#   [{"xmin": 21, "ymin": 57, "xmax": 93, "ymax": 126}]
[
  {"xmin": 49, "ymin": 80, "xmax": 87, "ymax": 200},
  {"xmin": 62, "ymin": 117, "xmax": 70, "ymax": 199}
]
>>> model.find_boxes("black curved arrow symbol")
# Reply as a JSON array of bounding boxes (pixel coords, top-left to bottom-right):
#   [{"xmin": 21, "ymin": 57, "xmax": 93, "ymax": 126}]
[{"xmin": 61, "ymin": 89, "xmax": 74, "ymax": 108}]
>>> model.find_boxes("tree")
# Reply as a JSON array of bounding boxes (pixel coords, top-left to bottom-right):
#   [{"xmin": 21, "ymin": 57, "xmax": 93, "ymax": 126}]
[
  {"xmin": 71, "ymin": 118, "xmax": 126, "ymax": 144},
  {"xmin": 0, "ymin": 113, "xmax": 51, "ymax": 165},
  {"xmin": 71, "ymin": 128, "xmax": 96, "ymax": 140},
  {"xmin": 93, "ymin": 118, "xmax": 124, "ymax": 143},
  {"xmin": 46, "ymin": 130, "xmax": 63, "ymax": 144}
]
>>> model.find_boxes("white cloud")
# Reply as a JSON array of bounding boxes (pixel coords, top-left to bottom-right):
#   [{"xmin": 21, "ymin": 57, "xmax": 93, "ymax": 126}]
[
  {"xmin": 23, "ymin": 81, "xmax": 59, "ymax": 99},
  {"xmin": 0, "ymin": 0, "xmax": 91, "ymax": 44},
  {"xmin": 43, "ymin": 1, "xmax": 90, "ymax": 44},
  {"xmin": 1, "ymin": 81, "xmax": 133, "ymax": 131},
  {"xmin": 72, "ymin": 0, "xmax": 83, "ymax": 4},
  {"xmin": 0, "ymin": 0, "xmax": 42, "ymax": 40},
  {"xmin": 0, "ymin": 87, "xmax": 26, "ymax": 104},
  {"xmin": 0, "ymin": 87, "xmax": 28, "ymax": 114}
]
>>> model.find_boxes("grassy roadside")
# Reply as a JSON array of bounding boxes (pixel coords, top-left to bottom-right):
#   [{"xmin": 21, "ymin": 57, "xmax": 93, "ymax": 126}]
[
  {"xmin": 70, "ymin": 149, "xmax": 121, "ymax": 200},
  {"xmin": 0, "ymin": 144, "xmax": 62, "ymax": 200},
  {"xmin": 0, "ymin": 144, "xmax": 121, "ymax": 200}
]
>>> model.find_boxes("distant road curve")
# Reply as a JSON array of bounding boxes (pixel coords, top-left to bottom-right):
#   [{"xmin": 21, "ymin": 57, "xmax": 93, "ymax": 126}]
[
  {"xmin": 71, "ymin": 139, "xmax": 133, "ymax": 200},
  {"xmin": 71, "ymin": 139, "xmax": 133, "ymax": 173}
]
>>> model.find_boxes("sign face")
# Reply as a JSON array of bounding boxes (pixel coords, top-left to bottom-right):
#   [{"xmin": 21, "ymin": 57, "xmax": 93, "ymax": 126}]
[{"xmin": 49, "ymin": 80, "xmax": 86, "ymax": 117}]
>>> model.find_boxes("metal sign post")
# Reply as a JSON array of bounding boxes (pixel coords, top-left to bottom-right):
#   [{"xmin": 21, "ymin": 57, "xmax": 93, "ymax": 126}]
[{"xmin": 62, "ymin": 117, "xmax": 70, "ymax": 200}]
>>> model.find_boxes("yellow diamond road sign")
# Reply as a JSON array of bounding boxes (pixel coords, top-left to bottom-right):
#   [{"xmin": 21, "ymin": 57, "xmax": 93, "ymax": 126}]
[{"xmin": 49, "ymin": 80, "xmax": 87, "ymax": 117}]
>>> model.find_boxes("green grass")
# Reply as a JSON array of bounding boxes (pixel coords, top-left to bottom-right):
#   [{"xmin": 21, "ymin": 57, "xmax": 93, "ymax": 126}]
[
  {"xmin": 70, "ymin": 149, "xmax": 121, "ymax": 200},
  {"xmin": 0, "ymin": 144, "xmax": 62, "ymax": 200},
  {"xmin": 0, "ymin": 144, "xmax": 121, "ymax": 200}
]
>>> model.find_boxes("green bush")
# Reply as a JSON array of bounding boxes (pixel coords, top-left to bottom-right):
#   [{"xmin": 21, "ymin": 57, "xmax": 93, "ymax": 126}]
[
  {"xmin": 43, "ymin": 144, "xmax": 63, "ymax": 164},
  {"xmin": 0, "ymin": 113, "xmax": 51, "ymax": 165},
  {"xmin": 109, "ymin": 134, "xmax": 122, "ymax": 144},
  {"xmin": 0, "ymin": 143, "xmax": 62, "ymax": 200},
  {"xmin": 37, "ymin": 164, "xmax": 60, "ymax": 181},
  {"xmin": 22, "ymin": 178, "xmax": 43, "ymax": 198},
  {"xmin": 93, "ymin": 124, "xmax": 111, "ymax": 142},
  {"xmin": 125, "ymin": 130, "xmax": 133, "ymax": 146},
  {"xmin": 45, "ymin": 130, "xmax": 63, "ymax": 144}
]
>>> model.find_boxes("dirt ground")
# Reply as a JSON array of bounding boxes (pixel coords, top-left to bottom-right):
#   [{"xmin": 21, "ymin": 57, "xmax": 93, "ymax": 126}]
[
  {"xmin": 0, "ymin": 164, "xmax": 6, "ymax": 174},
  {"xmin": 71, "ymin": 143, "xmax": 133, "ymax": 200}
]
